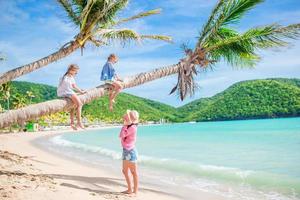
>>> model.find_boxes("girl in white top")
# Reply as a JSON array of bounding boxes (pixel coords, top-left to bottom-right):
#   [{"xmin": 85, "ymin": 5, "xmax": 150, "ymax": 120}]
[{"xmin": 57, "ymin": 64, "xmax": 86, "ymax": 130}]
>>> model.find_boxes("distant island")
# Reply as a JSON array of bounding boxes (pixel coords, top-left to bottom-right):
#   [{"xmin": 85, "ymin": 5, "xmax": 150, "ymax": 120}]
[{"xmin": 1, "ymin": 78, "xmax": 299, "ymax": 125}]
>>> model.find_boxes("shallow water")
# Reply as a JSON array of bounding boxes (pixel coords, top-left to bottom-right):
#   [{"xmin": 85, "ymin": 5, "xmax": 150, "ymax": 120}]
[{"xmin": 38, "ymin": 117, "xmax": 300, "ymax": 200}]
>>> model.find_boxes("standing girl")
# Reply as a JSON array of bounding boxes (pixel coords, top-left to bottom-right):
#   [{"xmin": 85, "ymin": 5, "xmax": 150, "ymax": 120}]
[
  {"xmin": 100, "ymin": 54, "xmax": 123, "ymax": 111},
  {"xmin": 57, "ymin": 64, "xmax": 86, "ymax": 130},
  {"xmin": 119, "ymin": 110, "xmax": 139, "ymax": 195}
]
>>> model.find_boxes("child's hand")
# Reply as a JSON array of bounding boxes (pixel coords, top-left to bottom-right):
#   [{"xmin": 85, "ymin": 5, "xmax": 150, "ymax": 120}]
[{"xmin": 123, "ymin": 113, "xmax": 131, "ymax": 125}]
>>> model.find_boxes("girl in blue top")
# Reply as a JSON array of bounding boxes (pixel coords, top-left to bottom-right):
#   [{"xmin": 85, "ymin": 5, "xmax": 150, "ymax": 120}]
[{"xmin": 101, "ymin": 54, "xmax": 123, "ymax": 111}]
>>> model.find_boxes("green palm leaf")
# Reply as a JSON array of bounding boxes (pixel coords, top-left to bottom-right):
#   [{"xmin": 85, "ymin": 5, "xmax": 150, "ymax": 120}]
[
  {"xmin": 198, "ymin": 0, "xmax": 227, "ymax": 45},
  {"xmin": 80, "ymin": 0, "xmax": 96, "ymax": 30},
  {"xmin": 222, "ymin": 0, "xmax": 264, "ymax": 25},
  {"xmin": 207, "ymin": 24, "xmax": 300, "ymax": 52},
  {"xmin": 140, "ymin": 35, "xmax": 172, "ymax": 43},
  {"xmin": 204, "ymin": 24, "xmax": 300, "ymax": 68},
  {"xmin": 95, "ymin": 29, "xmax": 172, "ymax": 45},
  {"xmin": 58, "ymin": 0, "xmax": 80, "ymax": 25},
  {"xmin": 171, "ymin": 0, "xmax": 300, "ymax": 100},
  {"xmin": 113, "ymin": 9, "xmax": 162, "ymax": 26},
  {"xmin": 71, "ymin": 0, "xmax": 86, "ymax": 11},
  {"xmin": 91, "ymin": 0, "xmax": 128, "ymax": 28},
  {"xmin": 60, "ymin": 0, "xmax": 172, "ymax": 47},
  {"xmin": 198, "ymin": 0, "xmax": 264, "ymax": 46}
]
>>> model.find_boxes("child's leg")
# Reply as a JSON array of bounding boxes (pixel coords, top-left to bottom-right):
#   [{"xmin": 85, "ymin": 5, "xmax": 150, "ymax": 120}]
[
  {"xmin": 108, "ymin": 88, "xmax": 114, "ymax": 111},
  {"xmin": 129, "ymin": 162, "xmax": 138, "ymax": 194},
  {"xmin": 70, "ymin": 94, "xmax": 84, "ymax": 128},
  {"xmin": 111, "ymin": 81, "xmax": 123, "ymax": 100},
  {"xmin": 69, "ymin": 109, "xmax": 77, "ymax": 130},
  {"xmin": 109, "ymin": 81, "xmax": 123, "ymax": 111},
  {"xmin": 108, "ymin": 88, "xmax": 113, "ymax": 101},
  {"xmin": 122, "ymin": 160, "xmax": 132, "ymax": 194}
]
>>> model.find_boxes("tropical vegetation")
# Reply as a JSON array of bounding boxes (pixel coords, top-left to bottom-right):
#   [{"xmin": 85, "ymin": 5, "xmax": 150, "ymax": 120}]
[
  {"xmin": 0, "ymin": 0, "xmax": 300, "ymax": 128},
  {"xmin": 1, "ymin": 79, "xmax": 299, "ymax": 128},
  {"xmin": 177, "ymin": 78, "xmax": 300, "ymax": 121}
]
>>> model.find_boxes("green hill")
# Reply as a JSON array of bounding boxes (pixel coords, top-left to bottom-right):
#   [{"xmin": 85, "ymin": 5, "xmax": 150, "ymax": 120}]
[
  {"xmin": 1, "ymin": 78, "xmax": 299, "ymax": 124},
  {"xmin": 83, "ymin": 93, "xmax": 177, "ymax": 123},
  {"xmin": 178, "ymin": 78, "xmax": 300, "ymax": 121},
  {"xmin": 0, "ymin": 81, "xmax": 177, "ymax": 123},
  {"xmin": 10, "ymin": 81, "xmax": 57, "ymax": 103}
]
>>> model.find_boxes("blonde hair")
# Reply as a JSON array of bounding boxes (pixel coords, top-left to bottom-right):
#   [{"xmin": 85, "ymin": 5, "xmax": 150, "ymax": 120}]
[
  {"xmin": 63, "ymin": 64, "xmax": 79, "ymax": 77},
  {"xmin": 108, "ymin": 54, "xmax": 117, "ymax": 61}
]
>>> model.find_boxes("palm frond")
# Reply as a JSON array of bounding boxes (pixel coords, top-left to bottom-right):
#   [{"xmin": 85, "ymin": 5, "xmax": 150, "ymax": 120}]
[
  {"xmin": 71, "ymin": 0, "xmax": 86, "ymax": 16},
  {"xmin": 222, "ymin": 0, "xmax": 264, "ymax": 26},
  {"xmin": 140, "ymin": 35, "xmax": 172, "ymax": 43},
  {"xmin": 209, "ymin": 47, "xmax": 260, "ymax": 68},
  {"xmin": 198, "ymin": 0, "xmax": 264, "ymax": 47},
  {"xmin": 92, "ymin": 0, "xmax": 128, "ymax": 28},
  {"xmin": 197, "ymin": 0, "xmax": 226, "ymax": 45},
  {"xmin": 208, "ymin": 24, "xmax": 300, "ymax": 51},
  {"xmin": 73, "ymin": 0, "xmax": 172, "ymax": 49},
  {"xmin": 171, "ymin": 65, "xmax": 199, "ymax": 101},
  {"xmin": 169, "ymin": 49, "xmax": 199, "ymax": 100},
  {"xmin": 96, "ymin": 29, "xmax": 142, "ymax": 45},
  {"xmin": 113, "ymin": 9, "xmax": 161, "ymax": 26},
  {"xmin": 71, "ymin": 0, "xmax": 86, "ymax": 9},
  {"xmin": 80, "ymin": 0, "xmax": 96, "ymax": 30},
  {"xmin": 94, "ymin": 28, "xmax": 172, "ymax": 45},
  {"xmin": 203, "ymin": 27, "xmax": 239, "ymax": 47},
  {"xmin": 205, "ymin": 23, "xmax": 300, "ymax": 68},
  {"xmin": 202, "ymin": 27, "xmax": 259, "ymax": 67},
  {"xmin": 57, "ymin": 0, "xmax": 80, "ymax": 25},
  {"xmin": 274, "ymin": 23, "xmax": 300, "ymax": 39}
]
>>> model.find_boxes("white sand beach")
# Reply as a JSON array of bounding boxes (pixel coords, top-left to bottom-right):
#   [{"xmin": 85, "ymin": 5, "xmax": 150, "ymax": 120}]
[{"xmin": 0, "ymin": 129, "xmax": 227, "ymax": 200}]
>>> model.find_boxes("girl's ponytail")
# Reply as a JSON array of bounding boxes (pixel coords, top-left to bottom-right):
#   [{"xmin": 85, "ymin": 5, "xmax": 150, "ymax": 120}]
[{"xmin": 60, "ymin": 64, "xmax": 79, "ymax": 85}]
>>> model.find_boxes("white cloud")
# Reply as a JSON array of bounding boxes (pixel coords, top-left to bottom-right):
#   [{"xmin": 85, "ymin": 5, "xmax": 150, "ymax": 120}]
[{"xmin": 0, "ymin": 1, "xmax": 29, "ymax": 24}]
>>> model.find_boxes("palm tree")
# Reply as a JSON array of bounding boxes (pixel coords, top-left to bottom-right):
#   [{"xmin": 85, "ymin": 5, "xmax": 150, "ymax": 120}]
[
  {"xmin": 0, "ymin": 0, "xmax": 299, "ymax": 128},
  {"xmin": 0, "ymin": 0, "xmax": 171, "ymax": 85}
]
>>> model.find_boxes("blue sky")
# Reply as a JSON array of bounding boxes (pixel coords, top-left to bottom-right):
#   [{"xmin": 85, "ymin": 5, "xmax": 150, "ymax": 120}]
[{"xmin": 0, "ymin": 0, "xmax": 300, "ymax": 107}]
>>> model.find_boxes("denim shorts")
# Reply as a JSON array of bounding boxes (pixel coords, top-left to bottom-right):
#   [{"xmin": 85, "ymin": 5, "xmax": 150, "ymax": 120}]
[
  {"xmin": 105, "ymin": 77, "xmax": 117, "ymax": 84},
  {"xmin": 122, "ymin": 148, "xmax": 138, "ymax": 163}
]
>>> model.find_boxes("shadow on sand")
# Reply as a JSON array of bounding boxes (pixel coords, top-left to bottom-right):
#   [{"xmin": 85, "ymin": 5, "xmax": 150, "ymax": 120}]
[{"xmin": 46, "ymin": 174, "xmax": 177, "ymax": 197}]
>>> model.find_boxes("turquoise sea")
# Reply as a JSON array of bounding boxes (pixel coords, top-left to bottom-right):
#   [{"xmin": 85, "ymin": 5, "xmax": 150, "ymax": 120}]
[{"xmin": 37, "ymin": 117, "xmax": 300, "ymax": 200}]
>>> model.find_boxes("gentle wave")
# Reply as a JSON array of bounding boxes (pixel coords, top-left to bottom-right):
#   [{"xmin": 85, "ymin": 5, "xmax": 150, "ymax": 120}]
[
  {"xmin": 50, "ymin": 135, "xmax": 300, "ymax": 197},
  {"xmin": 51, "ymin": 135, "xmax": 122, "ymax": 160}
]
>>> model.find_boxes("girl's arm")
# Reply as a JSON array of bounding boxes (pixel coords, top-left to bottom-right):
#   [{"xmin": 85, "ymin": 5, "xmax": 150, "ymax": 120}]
[
  {"xmin": 119, "ymin": 126, "xmax": 130, "ymax": 138},
  {"xmin": 114, "ymin": 74, "xmax": 123, "ymax": 82},
  {"xmin": 72, "ymin": 84, "xmax": 86, "ymax": 94},
  {"xmin": 119, "ymin": 126, "xmax": 136, "ymax": 139}
]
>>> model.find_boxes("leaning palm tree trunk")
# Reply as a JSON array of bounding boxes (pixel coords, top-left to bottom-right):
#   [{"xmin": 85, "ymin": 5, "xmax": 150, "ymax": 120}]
[
  {"xmin": 0, "ymin": 41, "xmax": 80, "ymax": 85},
  {"xmin": 0, "ymin": 63, "xmax": 180, "ymax": 128}
]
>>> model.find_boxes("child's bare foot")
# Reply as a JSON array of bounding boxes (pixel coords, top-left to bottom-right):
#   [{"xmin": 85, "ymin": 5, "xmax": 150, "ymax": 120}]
[
  {"xmin": 77, "ymin": 123, "xmax": 85, "ymax": 129},
  {"xmin": 121, "ymin": 189, "xmax": 132, "ymax": 194},
  {"xmin": 129, "ymin": 192, "xmax": 137, "ymax": 197},
  {"xmin": 70, "ymin": 124, "xmax": 77, "ymax": 131}
]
